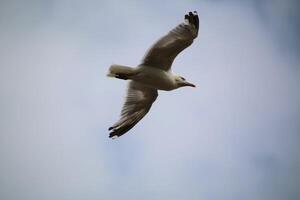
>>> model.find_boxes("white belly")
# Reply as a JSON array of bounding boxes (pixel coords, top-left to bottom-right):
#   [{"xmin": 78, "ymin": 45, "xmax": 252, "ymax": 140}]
[{"xmin": 133, "ymin": 66, "xmax": 176, "ymax": 91}]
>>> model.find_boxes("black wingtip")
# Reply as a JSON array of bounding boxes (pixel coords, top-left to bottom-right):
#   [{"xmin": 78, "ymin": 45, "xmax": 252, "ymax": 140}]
[
  {"xmin": 108, "ymin": 126, "xmax": 120, "ymax": 139},
  {"xmin": 108, "ymin": 122, "xmax": 137, "ymax": 139},
  {"xmin": 109, "ymin": 129, "xmax": 118, "ymax": 138},
  {"xmin": 109, "ymin": 132, "xmax": 115, "ymax": 138},
  {"xmin": 194, "ymin": 12, "xmax": 199, "ymax": 31},
  {"xmin": 186, "ymin": 11, "xmax": 199, "ymax": 32}
]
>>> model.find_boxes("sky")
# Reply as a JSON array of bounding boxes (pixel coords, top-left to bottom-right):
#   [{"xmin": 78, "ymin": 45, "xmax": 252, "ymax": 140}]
[{"xmin": 0, "ymin": 0, "xmax": 300, "ymax": 200}]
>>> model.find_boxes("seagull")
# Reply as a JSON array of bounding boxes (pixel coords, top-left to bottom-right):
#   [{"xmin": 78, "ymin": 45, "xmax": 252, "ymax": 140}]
[{"xmin": 107, "ymin": 11, "xmax": 199, "ymax": 139}]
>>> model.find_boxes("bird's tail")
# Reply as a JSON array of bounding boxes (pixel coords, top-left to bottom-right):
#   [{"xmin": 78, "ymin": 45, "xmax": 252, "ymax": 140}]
[{"xmin": 107, "ymin": 64, "xmax": 136, "ymax": 80}]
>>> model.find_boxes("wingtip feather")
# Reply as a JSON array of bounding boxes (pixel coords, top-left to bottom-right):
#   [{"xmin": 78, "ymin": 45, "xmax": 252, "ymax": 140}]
[
  {"xmin": 185, "ymin": 10, "xmax": 199, "ymax": 32},
  {"xmin": 110, "ymin": 135, "xmax": 119, "ymax": 139}
]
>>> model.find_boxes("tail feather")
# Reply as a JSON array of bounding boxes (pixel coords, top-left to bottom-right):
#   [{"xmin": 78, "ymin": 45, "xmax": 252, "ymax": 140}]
[{"xmin": 107, "ymin": 64, "xmax": 136, "ymax": 78}]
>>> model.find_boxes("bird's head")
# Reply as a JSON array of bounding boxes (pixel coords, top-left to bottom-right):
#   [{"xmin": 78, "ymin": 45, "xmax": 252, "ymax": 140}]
[{"xmin": 174, "ymin": 75, "xmax": 196, "ymax": 88}]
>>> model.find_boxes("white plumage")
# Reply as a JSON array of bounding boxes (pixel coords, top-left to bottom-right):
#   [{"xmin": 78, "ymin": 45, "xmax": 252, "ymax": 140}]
[{"xmin": 108, "ymin": 11, "xmax": 199, "ymax": 138}]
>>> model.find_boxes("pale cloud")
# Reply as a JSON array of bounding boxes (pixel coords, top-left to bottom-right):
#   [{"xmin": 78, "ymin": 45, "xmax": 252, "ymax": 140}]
[{"xmin": 0, "ymin": 0, "xmax": 299, "ymax": 200}]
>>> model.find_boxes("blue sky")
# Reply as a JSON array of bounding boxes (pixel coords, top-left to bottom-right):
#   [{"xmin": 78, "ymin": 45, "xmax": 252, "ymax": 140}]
[{"xmin": 0, "ymin": 0, "xmax": 299, "ymax": 200}]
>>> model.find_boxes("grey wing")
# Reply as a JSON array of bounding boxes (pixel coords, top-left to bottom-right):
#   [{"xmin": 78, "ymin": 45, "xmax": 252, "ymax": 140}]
[
  {"xmin": 109, "ymin": 81, "xmax": 158, "ymax": 138},
  {"xmin": 140, "ymin": 11, "xmax": 199, "ymax": 71}
]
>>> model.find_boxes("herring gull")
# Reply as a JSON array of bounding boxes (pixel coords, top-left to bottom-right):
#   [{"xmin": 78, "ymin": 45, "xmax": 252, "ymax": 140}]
[{"xmin": 107, "ymin": 11, "xmax": 199, "ymax": 138}]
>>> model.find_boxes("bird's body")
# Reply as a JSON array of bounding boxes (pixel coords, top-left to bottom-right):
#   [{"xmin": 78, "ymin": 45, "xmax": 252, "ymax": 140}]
[
  {"xmin": 107, "ymin": 11, "xmax": 199, "ymax": 138},
  {"xmin": 130, "ymin": 65, "xmax": 178, "ymax": 91}
]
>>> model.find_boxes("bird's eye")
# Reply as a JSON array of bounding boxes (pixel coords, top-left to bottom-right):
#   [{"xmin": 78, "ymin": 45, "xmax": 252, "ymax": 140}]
[{"xmin": 180, "ymin": 76, "xmax": 186, "ymax": 81}]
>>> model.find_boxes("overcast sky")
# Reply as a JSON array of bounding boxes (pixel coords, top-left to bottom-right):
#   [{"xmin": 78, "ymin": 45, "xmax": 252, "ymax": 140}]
[{"xmin": 0, "ymin": 0, "xmax": 299, "ymax": 200}]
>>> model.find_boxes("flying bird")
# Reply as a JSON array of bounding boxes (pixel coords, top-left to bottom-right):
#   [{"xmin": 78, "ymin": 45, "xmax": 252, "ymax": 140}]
[{"xmin": 107, "ymin": 11, "xmax": 199, "ymax": 139}]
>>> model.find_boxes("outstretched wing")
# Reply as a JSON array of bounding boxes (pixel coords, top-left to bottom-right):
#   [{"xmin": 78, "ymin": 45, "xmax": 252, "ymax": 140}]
[
  {"xmin": 140, "ymin": 11, "xmax": 199, "ymax": 71},
  {"xmin": 109, "ymin": 81, "xmax": 158, "ymax": 138}
]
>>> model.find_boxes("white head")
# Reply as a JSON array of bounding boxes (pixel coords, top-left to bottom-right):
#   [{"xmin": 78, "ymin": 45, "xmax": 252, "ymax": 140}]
[{"xmin": 174, "ymin": 75, "xmax": 196, "ymax": 88}]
